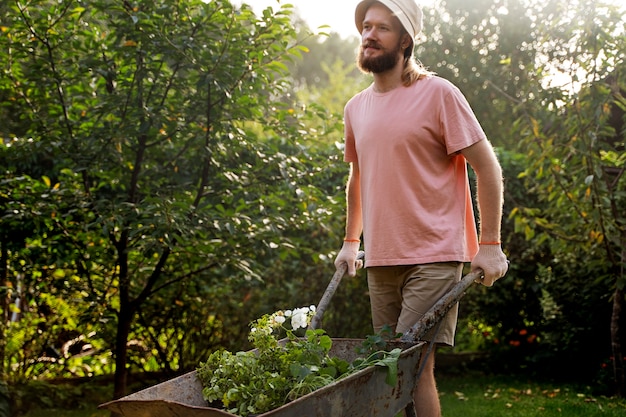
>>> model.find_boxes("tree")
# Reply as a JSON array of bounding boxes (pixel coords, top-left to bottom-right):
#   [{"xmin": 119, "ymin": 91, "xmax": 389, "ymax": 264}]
[
  {"xmin": 512, "ymin": 0, "xmax": 626, "ymax": 395},
  {"xmin": 417, "ymin": 0, "xmax": 540, "ymax": 150},
  {"xmin": 0, "ymin": 0, "xmax": 339, "ymax": 401}
]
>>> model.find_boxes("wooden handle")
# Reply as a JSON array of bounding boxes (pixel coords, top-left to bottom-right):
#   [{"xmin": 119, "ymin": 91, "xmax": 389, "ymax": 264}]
[
  {"xmin": 400, "ymin": 269, "xmax": 483, "ymax": 344},
  {"xmin": 309, "ymin": 251, "xmax": 364, "ymax": 330}
]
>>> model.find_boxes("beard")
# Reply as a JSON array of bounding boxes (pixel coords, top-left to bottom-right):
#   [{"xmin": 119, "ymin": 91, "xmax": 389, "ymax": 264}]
[{"xmin": 357, "ymin": 40, "xmax": 404, "ymax": 74}]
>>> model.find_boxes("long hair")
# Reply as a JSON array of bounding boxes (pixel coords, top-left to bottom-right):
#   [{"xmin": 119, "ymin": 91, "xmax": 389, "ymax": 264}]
[{"xmin": 401, "ymin": 39, "xmax": 435, "ymax": 87}]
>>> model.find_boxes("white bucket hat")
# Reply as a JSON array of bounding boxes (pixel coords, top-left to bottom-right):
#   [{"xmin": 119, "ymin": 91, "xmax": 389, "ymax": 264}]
[{"xmin": 355, "ymin": 0, "xmax": 423, "ymax": 40}]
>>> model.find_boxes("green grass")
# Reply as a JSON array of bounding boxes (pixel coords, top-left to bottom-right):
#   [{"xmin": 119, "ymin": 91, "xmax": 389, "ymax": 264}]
[
  {"xmin": 19, "ymin": 372, "xmax": 626, "ymax": 417},
  {"xmin": 438, "ymin": 372, "xmax": 626, "ymax": 417}
]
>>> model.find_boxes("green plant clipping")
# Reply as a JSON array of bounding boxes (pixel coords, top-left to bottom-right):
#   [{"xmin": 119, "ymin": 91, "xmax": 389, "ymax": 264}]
[{"xmin": 196, "ymin": 307, "xmax": 401, "ymax": 416}]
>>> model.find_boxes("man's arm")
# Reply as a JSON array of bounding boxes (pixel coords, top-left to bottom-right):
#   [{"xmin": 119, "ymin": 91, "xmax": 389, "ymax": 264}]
[
  {"xmin": 334, "ymin": 161, "xmax": 364, "ymax": 276},
  {"xmin": 461, "ymin": 139, "xmax": 509, "ymax": 285},
  {"xmin": 345, "ymin": 161, "xmax": 363, "ymax": 241}
]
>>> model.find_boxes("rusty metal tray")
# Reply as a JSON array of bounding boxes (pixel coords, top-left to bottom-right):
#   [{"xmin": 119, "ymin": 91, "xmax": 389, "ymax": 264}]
[{"xmin": 100, "ymin": 338, "xmax": 424, "ymax": 417}]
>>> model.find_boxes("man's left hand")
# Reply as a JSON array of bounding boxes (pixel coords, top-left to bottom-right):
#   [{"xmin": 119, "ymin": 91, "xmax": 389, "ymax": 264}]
[{"xmin": 471, "ymin": 244, "xmax": 508, "ymax": 286}]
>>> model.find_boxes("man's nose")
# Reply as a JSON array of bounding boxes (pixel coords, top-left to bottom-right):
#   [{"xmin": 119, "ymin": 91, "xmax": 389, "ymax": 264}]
[{"xmin": 362, "ymin": 27, "xmax": 378, "ymax": 42}]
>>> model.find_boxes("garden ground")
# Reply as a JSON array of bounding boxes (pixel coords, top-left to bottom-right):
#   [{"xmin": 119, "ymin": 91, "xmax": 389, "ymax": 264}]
[{"xmin": 16, "ymin": 370, "xmax": 626, "ymax": 417}]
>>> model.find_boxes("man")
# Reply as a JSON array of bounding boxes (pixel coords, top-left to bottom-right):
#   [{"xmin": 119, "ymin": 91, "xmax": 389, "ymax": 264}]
[{"xmin": 333, "ymin": 1, "xmax": 509, "ymax": 416}]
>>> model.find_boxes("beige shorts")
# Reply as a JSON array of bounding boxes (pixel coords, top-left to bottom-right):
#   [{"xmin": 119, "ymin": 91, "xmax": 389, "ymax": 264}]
[{"xmin": 367, "ymin": 262, "xmax": 462, "ymax": 346}]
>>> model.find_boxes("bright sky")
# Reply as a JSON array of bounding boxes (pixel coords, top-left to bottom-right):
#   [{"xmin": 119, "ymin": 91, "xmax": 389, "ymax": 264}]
[
  {"xmin": 236, "ymin": 0, "xmax": 626, "ymax": 39},
  {"xmin": 235, "ymin": 0, "xmax": 437, "ymax": 39},
  {"xmin": 234, "ymin": 0, "xmax": 361, "ymax": 38}
]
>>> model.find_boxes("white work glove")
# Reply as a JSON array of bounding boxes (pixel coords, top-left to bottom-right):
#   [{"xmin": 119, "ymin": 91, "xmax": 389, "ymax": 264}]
[
  {"xmin": 471, "ymin": 244, "xmax": 509, "ymax": 287},
  {"xmin": 334, "ymin": 240, "xmax": 363, "ymax": 277}
]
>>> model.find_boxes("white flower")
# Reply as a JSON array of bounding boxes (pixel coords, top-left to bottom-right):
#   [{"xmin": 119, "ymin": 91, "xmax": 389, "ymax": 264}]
[
  {"xmin": 290, "ymin": 307, "xmax": 310, "ymax": 330},
  {"xmin": 274, "ymin": 315, "xmax": 286, "ymax": 325}
]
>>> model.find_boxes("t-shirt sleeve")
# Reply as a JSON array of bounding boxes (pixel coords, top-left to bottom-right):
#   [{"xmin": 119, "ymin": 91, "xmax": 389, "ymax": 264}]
[{"xmin": 439, "ymin": 84, "xmax": 487, "ymax": 155}]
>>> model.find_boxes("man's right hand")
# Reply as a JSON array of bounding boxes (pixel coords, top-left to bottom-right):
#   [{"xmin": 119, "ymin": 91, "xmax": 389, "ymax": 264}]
[{"xmin": 334, "ymin": 240, "xmax": 363, "ymax": 277}]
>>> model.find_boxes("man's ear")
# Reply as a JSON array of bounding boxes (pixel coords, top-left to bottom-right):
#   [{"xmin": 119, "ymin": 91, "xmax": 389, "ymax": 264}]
[{"xmin": 401, "ymin": 33, "xmax": 412, "ymax": 50}]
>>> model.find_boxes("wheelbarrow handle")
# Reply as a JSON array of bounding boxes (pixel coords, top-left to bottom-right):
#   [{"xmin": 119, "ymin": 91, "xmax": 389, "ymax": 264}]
[
  {"xmin": 400, "ymin": 268, "xmax": 483, "ymax": 345},
  {"xmin": 309, "ymin": 251, "xmax": 365, "ymax": 330}
]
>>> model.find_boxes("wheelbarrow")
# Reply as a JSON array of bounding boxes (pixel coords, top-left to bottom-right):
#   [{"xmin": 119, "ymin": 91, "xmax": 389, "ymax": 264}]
[{"xmin": 100, "ymin": 258, "xmax": 482, "ymax": 417}]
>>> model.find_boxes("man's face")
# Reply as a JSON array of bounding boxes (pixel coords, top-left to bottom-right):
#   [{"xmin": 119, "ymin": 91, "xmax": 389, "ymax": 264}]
[{"xmin": 357, "ymin": 3, "xmax": 406, "ymax": 74}]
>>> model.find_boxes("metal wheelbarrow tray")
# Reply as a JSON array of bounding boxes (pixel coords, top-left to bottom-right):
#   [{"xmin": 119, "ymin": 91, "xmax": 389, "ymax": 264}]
[
  {"xmin": 100, "ymin": 338, "xmax": 425, "ymax": 417},
  {"xmin": 100, "ymin": 267, "xmax": 480, "ymax": 417}
]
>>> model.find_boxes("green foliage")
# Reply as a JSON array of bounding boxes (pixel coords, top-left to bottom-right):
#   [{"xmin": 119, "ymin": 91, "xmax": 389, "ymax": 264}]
[
  {"xmin": 197, "ymin": 309, "xmax": 400, "ymax": 416},
  {"xmin": 503, "ymin": 0, "xmax": 626, "ymax": 391},
  {"xmin": 0, "ymin": 0, "xmax": 349, "ymax": 394},
  {"xmin": 507, "ymin": 0, "xmax": 625, "ymax": 279},
  {"xmin": 417, "ymin": 0, "xmax": 540, "ymax": 149},
  {"xmin": 9, "ymin": 378, "xmax": 111, "ymax": 417}
]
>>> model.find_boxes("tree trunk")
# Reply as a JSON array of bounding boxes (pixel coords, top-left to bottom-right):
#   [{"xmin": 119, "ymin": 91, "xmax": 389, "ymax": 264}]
[
  {"xmin": 611, "ymin": 284, "xmax": 625, "ymax": 397},
  {"xmin": 111, "ymin": 299, "xmax": 133, "ymax": 417},
  {"xmin": 0, "ymin": 242, "xmax": 7, "ymax": 378},
  {"xmin": 113, "ymin": 308, "xmax": 132, "ymax": 399}
]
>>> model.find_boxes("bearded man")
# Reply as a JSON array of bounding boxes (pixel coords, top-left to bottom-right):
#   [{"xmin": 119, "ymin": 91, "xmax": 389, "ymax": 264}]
[{"xmin": 334, "ymin": 1, "xmax": 509, "ymax": 416}]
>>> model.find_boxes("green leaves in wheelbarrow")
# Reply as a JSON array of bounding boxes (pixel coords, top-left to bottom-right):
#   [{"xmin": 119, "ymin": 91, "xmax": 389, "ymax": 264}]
[
  {"xmin": 350, "ymin": 347, "xmax": 403, "ymax": 387},
  {"xmin": 370, "ymin": 348, "xmax": 402, "ymax": 386}
]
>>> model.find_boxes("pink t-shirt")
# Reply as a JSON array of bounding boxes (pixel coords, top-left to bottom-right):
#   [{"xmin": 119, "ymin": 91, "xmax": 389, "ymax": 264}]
[{"xmin": 344, "ymin": 76, "xmax": 484, "ymax": 267}]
